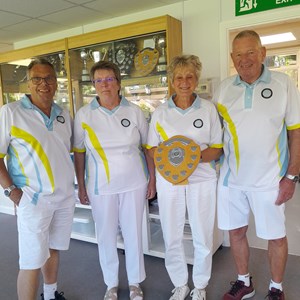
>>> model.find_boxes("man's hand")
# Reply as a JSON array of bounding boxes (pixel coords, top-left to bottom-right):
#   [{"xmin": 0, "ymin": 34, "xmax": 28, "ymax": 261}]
[{"xmin": 276, "ymin": 177, "xmax": 297, "ymax": 205}]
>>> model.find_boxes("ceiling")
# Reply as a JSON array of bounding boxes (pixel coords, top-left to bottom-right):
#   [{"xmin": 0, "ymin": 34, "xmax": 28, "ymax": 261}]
[
  {"xmin": 0, "ymin": 0, "xmax": 183, "ymax": 52},
  {"xmin": 1, "ymin": 1, "xmax": 300, "ymax": 55}
]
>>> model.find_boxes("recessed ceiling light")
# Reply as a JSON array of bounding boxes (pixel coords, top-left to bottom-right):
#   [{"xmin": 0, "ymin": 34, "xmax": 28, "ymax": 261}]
[{"xmin": 261, "ymin": 32, "xmax": 296, "ymax": 45}]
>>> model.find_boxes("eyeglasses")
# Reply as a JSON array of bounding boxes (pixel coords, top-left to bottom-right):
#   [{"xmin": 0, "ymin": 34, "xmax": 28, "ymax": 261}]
[
  {"xmin": 29, "ymin": 76, "xmax": 57, "ymax": 85},
  {"xmin": 92, "ymin": 77, "xmax": 117, "ymax": 84}
]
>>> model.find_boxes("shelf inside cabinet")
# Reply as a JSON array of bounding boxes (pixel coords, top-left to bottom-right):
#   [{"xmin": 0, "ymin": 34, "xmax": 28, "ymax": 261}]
[{"xmin": 71, "ymin": 206, "xmax": 96, "ymax": 243}]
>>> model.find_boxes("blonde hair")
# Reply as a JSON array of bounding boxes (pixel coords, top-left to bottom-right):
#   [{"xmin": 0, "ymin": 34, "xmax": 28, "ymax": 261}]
[{"xmin": 167, "ymin": 55, "xmax": 202, "ymax": 83}]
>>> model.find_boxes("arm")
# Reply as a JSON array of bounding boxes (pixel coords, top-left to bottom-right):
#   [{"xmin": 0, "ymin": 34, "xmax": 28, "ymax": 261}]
[
  {"xmin": 200, "ymin": 146, "xmax": 223, "ymax": 163},
  {"xmin": 0, "ymin": 158, "xmax": 23, "ymax": 206},
  {"xmin": 74, "ymin": 151, "xmax": 89, "ymax": 205},
  {"xmin": 276, "ymin": 128, "xmax": 300, "ymax": 205},
  {"xmin": 147, "ymin": 147, "xmax": 156, "ymax": 159},
  {"xmin": 144, "ymin": 148, "xmax": 156, "ymax": 200}
]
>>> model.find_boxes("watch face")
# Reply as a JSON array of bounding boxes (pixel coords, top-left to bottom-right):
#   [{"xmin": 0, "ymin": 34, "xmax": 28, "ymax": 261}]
[{"xmin": 4, "ymin": 189, "xmax": 10, "ymax": 197}]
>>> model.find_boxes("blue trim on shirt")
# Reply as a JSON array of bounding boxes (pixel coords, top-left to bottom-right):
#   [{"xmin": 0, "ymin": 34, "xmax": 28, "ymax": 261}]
[
  {"xmin": 21, "ymin": 95, "xmax": 63, "ymax": 131},
  {"xmin": 233, "ymin": 65, "xmax": 272, "ymax": 109},
  {"xmin": 90, "ymin": 95, "xmax": 129, "ymax": 114},
  {"xmin": 168, "ymin": 93, "xmax": 201, "ymax": 114}
]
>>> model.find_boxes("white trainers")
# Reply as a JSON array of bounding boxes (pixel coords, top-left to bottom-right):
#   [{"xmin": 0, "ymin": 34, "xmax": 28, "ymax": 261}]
[
  {"xmin": 104, "ymin": 287, "xmax": 118, "ymax": 300},
  {"xmin": 129, "ymin": 284, "xmax": 143, "ymax": 300},
  {"xmin": 190, "ymin": 288, "xmax": 206, "ymax": 300},
  {"xmin": 169, "ymin": 285, "xmax": 190, "ymax": 300}
]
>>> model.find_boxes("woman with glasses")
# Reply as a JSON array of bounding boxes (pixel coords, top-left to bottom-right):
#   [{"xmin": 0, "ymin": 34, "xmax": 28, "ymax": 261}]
[{"xmin": 73, "ymin": 61, "xmax": 156, "ymax": 300}]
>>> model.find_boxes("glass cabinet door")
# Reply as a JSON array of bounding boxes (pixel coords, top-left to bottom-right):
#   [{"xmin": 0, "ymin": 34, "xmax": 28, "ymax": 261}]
[
  {"xmin": 69, "ymin": 31, "xmax": 169, "ymax": 118},
  {"xmin": 0, "ymin": 51, "xmax": 70, "ymax": 111}
]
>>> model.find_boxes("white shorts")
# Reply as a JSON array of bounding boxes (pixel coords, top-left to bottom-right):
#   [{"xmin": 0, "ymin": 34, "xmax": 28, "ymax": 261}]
[
  {"xmin": 217, "ymin": 185, "xmax": 286, "ymax": 239},
  {"xmin": 16, "ymin": 189, "xmax": 75, "ymax": 270}
]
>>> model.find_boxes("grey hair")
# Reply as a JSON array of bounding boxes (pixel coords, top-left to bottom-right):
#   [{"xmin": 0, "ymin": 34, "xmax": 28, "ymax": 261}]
[
  {"xmin": 27, "ymin": 58, "xmax": 56, "ymax": 79},
  {"xmin": 233, "ymin": 30, "xmax": 263, "ymax": 47}
]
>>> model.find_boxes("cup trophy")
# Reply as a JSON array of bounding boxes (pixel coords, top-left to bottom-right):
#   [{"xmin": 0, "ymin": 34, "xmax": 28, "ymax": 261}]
[
  {"xmin": 89, "ymin": 50, "xmax": 101, "ymax": 63},
  {"xmin": 80, "ymin": 49, "xmax": 90, "ymax": 81},
  {"xmin": 58, "ymin": 53, "xmax": 67, "ymax": 77},
  {"xmin": 154, "ymin": 36, "xmax": 167, "ymax": 73}
]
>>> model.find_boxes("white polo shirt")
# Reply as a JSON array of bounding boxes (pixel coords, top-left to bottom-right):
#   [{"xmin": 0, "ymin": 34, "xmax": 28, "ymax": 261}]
[
  {"xmin": 214, "ymin": 66, "xmax": 300, "ymax": 191},
  {"xmin": 73, "ymin": 96, "xmax": 149, "ymax": 195},
  {"xmin": 147, "ymin": 94, "xmax": 223, "ymax": 183},
  {"xmin": 0, "ymin": 95, "xmax": 74, "ymax": 205}
]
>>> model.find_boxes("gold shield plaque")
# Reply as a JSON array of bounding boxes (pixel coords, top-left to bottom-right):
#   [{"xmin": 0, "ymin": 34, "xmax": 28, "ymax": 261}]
[
  {"xmin": 134, "ymin": 47, "xmax": 159, "ymax": 76},
  {"xmin": 154, "ymin": 135, "xmax": 201, "ymax": 185}
]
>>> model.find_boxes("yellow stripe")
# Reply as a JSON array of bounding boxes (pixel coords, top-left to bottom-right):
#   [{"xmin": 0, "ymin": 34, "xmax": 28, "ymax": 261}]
[
  {"xmin": 217, "ymin": 103, "xmax": 240, "ymax": 172},
  {"xmin": 82, "ymin": 122, "xmax": 110, "ymax": 183},
  {"xmin": 144, "ymin": 144, "xmax": 154, "ymax": 150},
  {"xmin": 211, "ymin": 143, "xmax": 223, "ymax": 149},
  {"xmin": 11, "ymin": 126, "xmax": 54, "ymax": 191},
  {"xmin": 276, "ymin": 138, "xmax": 282, "ymax": 170},
  {"xmin": 156, "ymin": 122, "xmax": 169, "ymax": 141},
  {"xmin": 11, "ymin": 145, "xmax": 29, "ymax": 186},
  {"xmin": 287, "ymin": 124, "xmax": 300, "ymax": 130},
  {"xmin": 73, "ymin": 147, "xmax": 86, "ymax": 153}
]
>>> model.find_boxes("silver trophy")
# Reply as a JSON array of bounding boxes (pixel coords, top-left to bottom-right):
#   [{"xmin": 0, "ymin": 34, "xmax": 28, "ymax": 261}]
[
  {"xmin": 154, "ymin": 35, "xmax": 167, "ymax": 72},
  {"xmin": 89, "ymin": 50, "xmax": 101, "ymax": 63},
  {"xmin": 58, "ymin": 53, "xmax": 67, "ymax": 77},
  {"xmin": 80, "ymin": 49, "xmax": 90, "ymax": 81}
]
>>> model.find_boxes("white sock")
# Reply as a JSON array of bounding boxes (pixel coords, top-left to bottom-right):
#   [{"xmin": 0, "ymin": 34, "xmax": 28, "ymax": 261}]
[
  {"xmin": 129, "ymin": 283, "xmax": 140, "ymax": 288},
  {"xmin": 269, "ymin": 280, "xmax": 283, "ymax": 291},
  {"xmin": 238, "ymin": 273, "xmax": 250, "ymax": 287},
  {"xmin": 43, "ymin": 283, "xmax": 57, "ymax": 300}
]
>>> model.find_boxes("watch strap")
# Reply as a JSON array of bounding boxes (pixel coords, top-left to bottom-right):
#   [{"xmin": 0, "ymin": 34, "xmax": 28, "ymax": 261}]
[
  {"xmin": 285, "ymin": 174, "xmax": 299, "ymax": 183},
  {"xmin": 4, "ymin": 184, "xmax": 17, "ymax": 196}
]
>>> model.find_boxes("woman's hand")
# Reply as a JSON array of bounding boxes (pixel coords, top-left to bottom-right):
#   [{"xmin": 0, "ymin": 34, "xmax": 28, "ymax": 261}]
[
  {"xmin": 146, "ymin": 177, "xmax": 156, "ymax": 200},
  {"xmin": 78, "ymin": 187, "xmax": 90, "ymax": 205}
]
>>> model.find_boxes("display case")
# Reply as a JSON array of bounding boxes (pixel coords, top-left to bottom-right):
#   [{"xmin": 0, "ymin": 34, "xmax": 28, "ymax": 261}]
[{"xmin": 67, "ymin": 15, "xmax": 182, "ymax": 117}]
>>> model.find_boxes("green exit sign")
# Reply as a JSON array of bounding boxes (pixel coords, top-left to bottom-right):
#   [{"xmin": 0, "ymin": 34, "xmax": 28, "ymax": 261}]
[{"xmin": 236, "ymin": 0, "xmax": 300, "ymax": 16}]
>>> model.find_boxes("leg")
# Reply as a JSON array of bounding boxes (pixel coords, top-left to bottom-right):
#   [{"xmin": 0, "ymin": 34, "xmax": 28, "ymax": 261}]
[
  {"xmin": 42, "ymin": 249, "xmax": 59, "ymax": 284},
  {"xmin": 249, "ymin": 190, "xmax": 287, "ymax": 286},
  {"xmin": 17, "ymin": 269, "xmax": 40, "ymax": 300},
  {"xmin": 156, "ymin": 176, "xmax": 188, "ymax": 287},
  {"xmin": 229, "ymin": 226, "xmax": 249, "ymax": 275},
  {"xmin": 217, "ymin": 186, "xmax": 251, "ymax": 276},
  {"xmin": 119, "ymin": 187, "xmax": 146, "ymax": 285},
  {"xmin": 268, "ymin": 237, "xmax": 288, "ymax": 283},
  {"xmin": 187, "ymin": 180, "xmax": 216, "ymax": 289},
  {"xmin": 90, "ymin": 194, "xmax": 120, "ymax": 288}
]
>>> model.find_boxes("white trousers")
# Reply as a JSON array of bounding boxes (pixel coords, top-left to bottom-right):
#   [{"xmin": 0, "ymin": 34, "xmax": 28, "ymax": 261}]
[
  {"xmin": 90, "ymin": 186, "xmax": 146, "ymax": 288},
  {"xmin": 157, "ymin": 178, "xmax": 217, "ymax": 289}
]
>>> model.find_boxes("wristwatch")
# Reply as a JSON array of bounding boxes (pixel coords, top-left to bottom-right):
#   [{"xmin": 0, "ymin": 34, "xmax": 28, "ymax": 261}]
[
  {"xmin": 285, "ymin": 174, "xmax": 300, "ymax": 183},
  {"xmin": 4, "ymin": 184, "xmax": 17, "ymax": 197}
]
